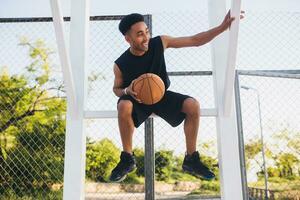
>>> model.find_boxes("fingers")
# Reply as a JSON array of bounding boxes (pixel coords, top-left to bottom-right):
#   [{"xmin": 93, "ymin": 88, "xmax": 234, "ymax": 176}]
[
  {"xmin": 133, "ymin": 97, "xmax": 142, "ymax": 103},
  {"xmin": 128, "ymin": 80, "xmax": 142, "ymax": 103},
  {"xmin": 228, "ymin": 9, "xmax": 245, "ymax": 14},
  {"xmin": 223, "ymin": 9, "xmax": 245, "ymax": 30},
  {"xmin": 128, "ymin": 87, "xmax": 137, "ymax": 96},
  {"xmin": 130, "ymin": 91, "xmax": 142, "ymax": 103},
  {"xmin": 225, "ymin": 10, "xmax": 231, "ymax": 21},
  {"xmin": 128, "ymin": 90, "xmax": 142, "ymax": 103},
  {"xmin": 240, "ymin": 10, "xmax": 245, "ymax": 19},
  {"xmin": 227, "ymin": 9, "xmax": 245, "ymax": 19},
  {"xmin": 227, "ymin": 16, "xmax": 235, "ymax": 26},
  {"xmin": 227, "ymin": 10, "xmax": 231, "ymax": 17},
  {"xmin": 228, "ymin": 10, "xmax": 245, "ymax": 23}
]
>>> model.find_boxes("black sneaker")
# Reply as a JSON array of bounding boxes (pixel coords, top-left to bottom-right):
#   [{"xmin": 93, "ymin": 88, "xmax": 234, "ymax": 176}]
[
  {"xmin": 109, "ymin": 151, "xmax": 137, "ymax": 182},
  {"xmin": 182, "ymin": 151, "xmax": 215, "ymax": 180}
]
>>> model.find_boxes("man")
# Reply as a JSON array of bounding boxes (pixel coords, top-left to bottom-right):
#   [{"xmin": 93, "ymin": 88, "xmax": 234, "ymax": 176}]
[{"xmin": 110, "ymin": 11, "xmax": 244, "ymax": 182}]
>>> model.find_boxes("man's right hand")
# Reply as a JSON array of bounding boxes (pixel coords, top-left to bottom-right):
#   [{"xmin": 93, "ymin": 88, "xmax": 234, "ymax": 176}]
[{"xmin": 127, "ymin": 80, "xmax": 142, "ymax": 103}]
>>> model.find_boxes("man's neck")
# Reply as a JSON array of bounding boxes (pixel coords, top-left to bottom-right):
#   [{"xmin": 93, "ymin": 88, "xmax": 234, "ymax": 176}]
[{"xmin": 129, "ymin": 47, "xmax": 146, "ymax": 56}]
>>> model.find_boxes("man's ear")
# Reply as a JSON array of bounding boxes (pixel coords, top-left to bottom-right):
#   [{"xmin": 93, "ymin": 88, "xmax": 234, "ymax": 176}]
[{"xmin": 125, "ymin": 34, "xmax": 130, "ymax": 43}]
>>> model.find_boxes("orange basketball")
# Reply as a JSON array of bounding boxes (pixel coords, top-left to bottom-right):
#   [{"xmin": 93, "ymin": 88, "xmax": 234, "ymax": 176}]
[{"xmin": 132, "ymin": 73, "xmax": 165, "ymax": 105}]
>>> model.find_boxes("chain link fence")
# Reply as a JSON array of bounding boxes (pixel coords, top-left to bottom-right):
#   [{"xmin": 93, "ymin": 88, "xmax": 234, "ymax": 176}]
[
  {"xmin": 237, "ymin": 71, "xmax": 300, "ymax": 200},
  {"xmin": 0, "ymin": 17, "xmax": 66, "ymax": 199},
  {"xmin": 0, "ymin": 10, "xmax": 299, "ymax": 200},
  {"xmin": 85, "ymin": 11, "xmax": 219, "ymax": 200},
  {"xmin": 237, "ymin": 11, "xmax": 300, "ymax": 70},
  {"xmin": 235, "ymin": 10, "xmax": 300, "ymax": 200}
]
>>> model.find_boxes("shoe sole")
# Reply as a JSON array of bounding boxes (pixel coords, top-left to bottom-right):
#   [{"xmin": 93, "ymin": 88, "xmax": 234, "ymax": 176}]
[
  {"xmin": 109, "ymin": 167, "xmax": 137, "ymax": 183},
  {"xmin": 182, "ymin": 166, "xmax": 215, "ymax": 181}
]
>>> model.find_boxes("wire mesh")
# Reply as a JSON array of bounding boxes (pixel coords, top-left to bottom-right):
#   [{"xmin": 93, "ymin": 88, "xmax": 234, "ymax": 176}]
[
  {"xmin": 237, "ymin": 11, "xmax": 300, "ymax": 70},
  {"xmin": 238, "ymin": 72, "xmax": 300, "ymax": 200},
  {"xmin": 0, "ymin": 9, "xmax": 299, "ymax": 200},
  {"xmin": 85, "ymin": 10, "xmax": 219, "ymax": 199},
  {"xmin": 0, "ymin": 18, "xmax": 65, "ymax": 199}
]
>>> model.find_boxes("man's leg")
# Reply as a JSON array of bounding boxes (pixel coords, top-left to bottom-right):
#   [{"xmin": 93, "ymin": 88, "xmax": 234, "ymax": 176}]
[
  {"xmin": 109, "ymin": 100, "xmax": 136, "ymax": 182},
  {"xmin": 118, "ymin": 100, "xmax": 135, "ymax": 154},
  {"xmin": 181, "ymin": 97, "xmax": 215, "ymax": 180},
  {"xmin": 181, "ymin": 98, "xmax": 200, "ymax": 155}
]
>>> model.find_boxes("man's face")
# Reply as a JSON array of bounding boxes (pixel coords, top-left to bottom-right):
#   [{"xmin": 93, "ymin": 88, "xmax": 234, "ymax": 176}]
[{"xmin": 126, "ymin": 22, "xmax": 150, "ymax": 53}]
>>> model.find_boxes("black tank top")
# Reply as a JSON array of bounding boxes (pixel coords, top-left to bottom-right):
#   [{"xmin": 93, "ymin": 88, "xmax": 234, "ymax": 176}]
[{"xmin": 115, "ymin": 36, "xmax": 170, "ymax": 89}]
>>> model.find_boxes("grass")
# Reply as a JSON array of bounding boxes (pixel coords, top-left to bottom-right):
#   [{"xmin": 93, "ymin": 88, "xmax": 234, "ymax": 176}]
[
  {"xmin": 248, "ymin": 177, "xmax": 300, "ymax": 191},
  {"xmin": 189, "ymin": 180, "xmax": 220, "ymax": 196}
]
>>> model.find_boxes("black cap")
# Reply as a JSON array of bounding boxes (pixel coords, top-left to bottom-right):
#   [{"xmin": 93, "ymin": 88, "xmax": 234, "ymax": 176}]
[{"xmin": 119, "ymin": 13, "xmax": 144, "ymax": 35}]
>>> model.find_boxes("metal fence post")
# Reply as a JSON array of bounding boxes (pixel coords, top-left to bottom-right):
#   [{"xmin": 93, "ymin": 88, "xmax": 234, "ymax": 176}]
[
  {"xmin": 143, "ymin": 14, "xmax": 155, "ymax": 200},
  {"xmin": 145, "ymin": 118, "xmax": 155, "ymax": 200},
  {"xmin": 235, "ymin": 71, "xmax": 249, "ymax": 200}
]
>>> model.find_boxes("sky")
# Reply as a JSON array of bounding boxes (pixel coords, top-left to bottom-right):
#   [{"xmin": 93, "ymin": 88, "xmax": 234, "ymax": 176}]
[{"xmin": 1, "ymin": 0, "xmax": 300, "ymax": 18}]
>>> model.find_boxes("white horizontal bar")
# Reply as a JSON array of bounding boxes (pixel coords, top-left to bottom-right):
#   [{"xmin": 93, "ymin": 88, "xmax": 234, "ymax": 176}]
[{"xmin": 84, "ymin": 108, "xmax": 218, "ymax": 119}]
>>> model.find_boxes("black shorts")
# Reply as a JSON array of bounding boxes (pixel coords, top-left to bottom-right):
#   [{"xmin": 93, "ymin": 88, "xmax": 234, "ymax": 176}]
[{"xmin": 117, "ymin": 90, "xmax": 192, "ymax": 128}]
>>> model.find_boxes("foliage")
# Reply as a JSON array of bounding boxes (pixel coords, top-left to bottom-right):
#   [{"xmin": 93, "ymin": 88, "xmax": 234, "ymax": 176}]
[
  {"xmin": 267, "ymin": 167, "xmax": 280, "ymax": 177},
  {"xmin": 0, "ymin": 39, "xmax": 66, "ymax": 195},
  {"xmin": 200, "ymin": 154, "xmax": 219, "ymax": 180},
  {"xmin": 0, "ymin": 38, "xmax": 64, "ymax": 153},
  {"xmin": 85, "ymin": 138, "xmax": 120, "ymax": 182},
  {"xmin": 274, "ymin": 153, "xmax": 299, "ymax": 177},
  {"xmin": 245, "ymin": 139, "xmax": 263, "ymax": 170},
  {"xmin": 155, "ymin": 150, "xmax": 174, "ymax": 181},
  {"xmin": 133, "ymin": 148, "xmax": 145, "ymax": 177},
  {"xmin": 189, "ymin": 180, "xmax": 220, "ymax": 196},
  {"xmin": 245, "ymin": 128, "xmax": 300, "ymax": 182},
  {"xmin": 0, "ymin": 77, "xmax": 66, "ymax": 195},
  {"xmin": 199, "ymin": 180, "xmax": 220, "ymax": 192},
  {"xmin": 274, "ymin": 129, "xmax": 300, "ymax": 157},
  {"xmin": 1, "ymin": 189, "xmax": 62, "ymax": 200}
]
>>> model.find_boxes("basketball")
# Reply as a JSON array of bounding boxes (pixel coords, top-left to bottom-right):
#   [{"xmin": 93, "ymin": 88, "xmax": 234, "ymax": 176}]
[{"xmin": 132, "ymin": 73, "xmax": 165, "ymax": 105}]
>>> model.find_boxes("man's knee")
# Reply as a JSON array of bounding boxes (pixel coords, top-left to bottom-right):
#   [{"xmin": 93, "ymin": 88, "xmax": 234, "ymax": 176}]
[
  {"xmin": 118, "ymin": 100, "xmax": 133, "ymax": 118},
  {"xmin": 182, "ymin": 98, "xmax": 200, "ymax": 117}
]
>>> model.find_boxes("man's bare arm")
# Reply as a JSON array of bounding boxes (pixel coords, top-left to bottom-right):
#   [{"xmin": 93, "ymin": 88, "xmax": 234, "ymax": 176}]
[
  {"xmin": 112, "ymin": 64, "xmax": 141, "ymax": 102},
  {"xmin": 113, "ymin": 64, "xmax": 126, "ymax": 97},
  {"xmin": 161, "ymin": 10, "xmax": 244, "ymax": 49},
  {"xmin": 161, "ymin": 26, "xmax": 224, "ymax": 49}
]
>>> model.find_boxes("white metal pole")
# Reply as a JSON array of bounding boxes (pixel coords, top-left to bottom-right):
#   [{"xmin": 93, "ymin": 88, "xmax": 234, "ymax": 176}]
[
  {"xmin": 49, "ymin": 1, "xmax": 85, "ymax": 199},
  {"xmin": 62, "ymin": 0, "xmax": 89, "ymax": 199},
  {"xmin": 208, "ymin": 0, "xmax": 244, "ymax": 199},
  {"xmin": 223, "ymin": 0, "xmax": 242, "ymax": 116},
  {"xmin": 49, "ymin": 0, "xmax": 77, "ymax": 114}
]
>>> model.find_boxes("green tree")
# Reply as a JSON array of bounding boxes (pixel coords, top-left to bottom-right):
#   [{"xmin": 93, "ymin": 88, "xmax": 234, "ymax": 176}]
[
  {"xmin": 274, "ymin": 153, "xmax": 298, "ymax": 178},
  {"xmin": 155, "ymin": 150, "xmax": 174, "ymax": 181},
  {"xmin": 0, "ymin": 37, "xmax": 105, "ymax": 196},
  {"xmin": 0, "ymin": 39, "xmax": 66, "ymax": 195},
  {"xmin": 85, "ymin": 138, "xmax": 120, "ymax": 182},
  {"xmin": 272, "ymin": 129, "xmax": 300, "ymax": 178},
  {"xmin": 274, "ymin": 129, "xmax": 300, "ymax": 158},
  {"xmin": 0, "ymin": 38, "xmax": 64, "ymax": 155},
  {"xmin": 244, "ymin": 139, "xmax": 263, "ymax": 170},
  {"xmin": 0, "ymin": 72, "xmax": 66, "ymax": 194},
  {"xmin": 198, "ymin": 141, "xmax": 219, "ymax": 178},
  {"xmin": 133, "ymin": 148, "xmax": 145, "ymax": 177}
]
